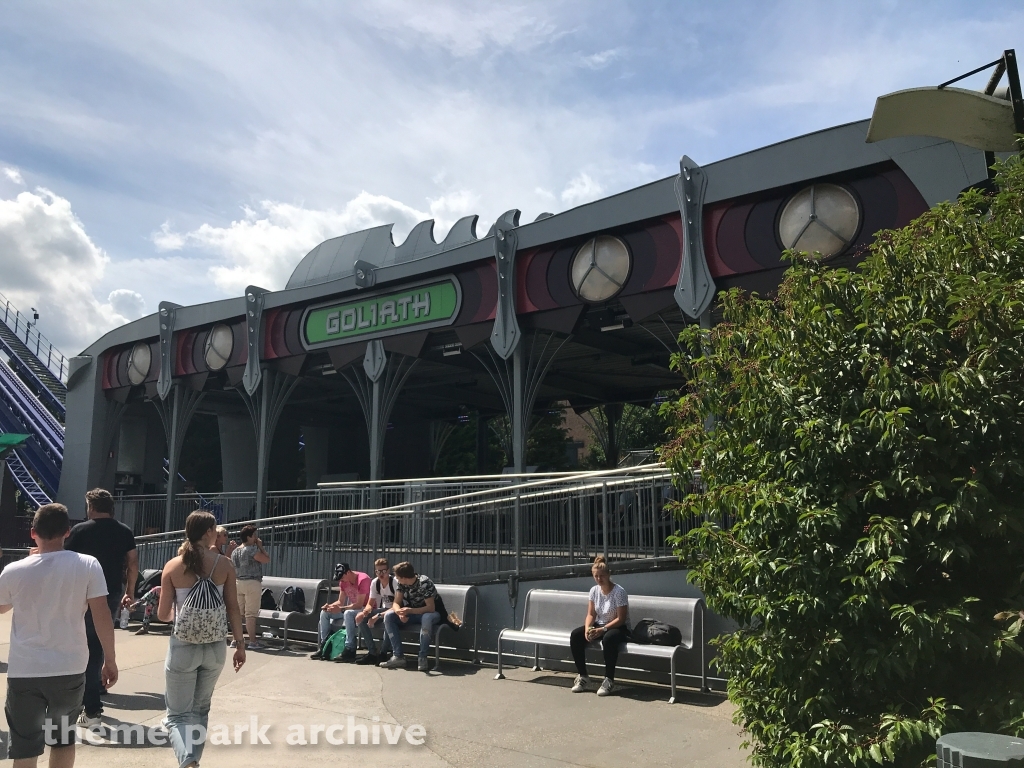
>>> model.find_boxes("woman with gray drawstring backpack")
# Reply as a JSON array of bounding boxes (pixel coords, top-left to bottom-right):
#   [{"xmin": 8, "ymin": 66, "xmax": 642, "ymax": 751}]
[{"xmin": 156, "ymin": 511, "xmax": 246, "ymax": 768}]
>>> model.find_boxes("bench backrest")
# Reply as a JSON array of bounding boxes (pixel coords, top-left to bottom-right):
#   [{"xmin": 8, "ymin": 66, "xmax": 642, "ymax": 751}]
[
  {"xmin": 628, "ymin": 594, "xmax": 702, "ymax": 648},
  {"xmin": 435, "ymin": 584, "xmax": 477, "ymax": 627},
  {"xmin": 520, "ymin": 589, "xmax": 702, "ymax": 647},
  {"xmin": 260, "ymin": 576, "xmax": 329, "ymax": 615}
]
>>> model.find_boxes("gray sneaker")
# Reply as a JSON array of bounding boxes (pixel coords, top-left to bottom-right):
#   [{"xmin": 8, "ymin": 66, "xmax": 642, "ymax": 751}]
[
  {"xmin": 417, "ymin": 656, "xmax": 430, "ymax": 672},
  {"xmin": 379, "ymin": 655, "xmax": 406, "ymax": 669},
  {"xmin": 596, "ymin": 677, "xmax": 615, "ymax": 697},
  {"xmin": 571, "ymin": 675, "xmax": 591, "ymax": 693}
]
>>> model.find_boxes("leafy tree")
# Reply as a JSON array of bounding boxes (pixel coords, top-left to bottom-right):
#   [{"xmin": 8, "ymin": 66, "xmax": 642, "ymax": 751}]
[
  {"xmin": 434, "ymin": 412, "xmax": 506, "ymax": 476},
  {"xmin": 662, "ymin": 155, "xmax": 1024, "ymax": 767},
  {"xmin": 582, "ymin": 401, "xmax": 670, "ymax": 468},
  {"xmin": 526, "ymin": 409, "xmax": 572, "ymax": 471}
]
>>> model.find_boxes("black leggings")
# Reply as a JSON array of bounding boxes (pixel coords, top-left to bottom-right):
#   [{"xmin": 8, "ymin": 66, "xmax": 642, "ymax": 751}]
[{"xmin": 570, "ymin": 625, "xmax": 630, "ymax": 680}]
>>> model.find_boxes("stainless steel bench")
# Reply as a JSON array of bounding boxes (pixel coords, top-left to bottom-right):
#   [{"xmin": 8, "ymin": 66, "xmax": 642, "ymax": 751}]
[
  {"xmin": 385, "ymin": 584, "xmax": 480, "ymax": 671},
  {"xmin": 256, "ymin": 576, "xmax": 330, "ymax": 650},
  {"xmin": 495, "ymin": 588, "xmax": 708, "ymax": 702}
]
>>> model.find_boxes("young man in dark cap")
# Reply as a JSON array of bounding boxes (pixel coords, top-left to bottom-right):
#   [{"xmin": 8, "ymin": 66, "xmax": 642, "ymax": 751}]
[{"xmin": 310, "ymin": 562, "xmax": 369, "ymax": 661}]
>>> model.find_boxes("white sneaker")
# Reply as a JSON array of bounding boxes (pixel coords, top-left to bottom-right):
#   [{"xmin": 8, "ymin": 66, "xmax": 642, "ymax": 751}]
[
  {"xmin": 571, "ymin": 675, "xmax": 591, "ymax": 693},
  {"xmin": 77, "ymin": 711, "xmax": 102, "ymax": 727},
  {"xmin": 379, "ymin": 655, "xmax": 406, "ymax": 669},
  {"xmin": 596, "ymin": 677, "xmax": 615, "ymax": 697}
]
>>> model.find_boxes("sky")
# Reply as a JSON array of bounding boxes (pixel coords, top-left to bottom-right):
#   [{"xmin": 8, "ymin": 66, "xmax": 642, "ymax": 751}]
[{"xmin": 0, "ymin": 1, "xmax": 1020, "ymax": 354}]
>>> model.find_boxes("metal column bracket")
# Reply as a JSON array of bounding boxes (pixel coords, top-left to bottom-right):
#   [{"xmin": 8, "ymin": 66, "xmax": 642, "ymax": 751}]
[
  {"xmin": 157, "ymin": 301, "xmax": 181, "ymax": 400},
  {"xmin": 363, "ymin": 339, "xmax": 387, "ymax": 382},
  {"xmin": 242, "ymin": 285, "xmax": 269, "ymax": 396},
  {"xmin": 490, "ymin": 209, "xmax": 521, "ymax": 360},
  {"xmin": 673, "ymin": 156, "xmax": 715, "ymax": 321},
  {"xmin": 353, "ymin": 260, "xmax": 377, "ymax": 289}
]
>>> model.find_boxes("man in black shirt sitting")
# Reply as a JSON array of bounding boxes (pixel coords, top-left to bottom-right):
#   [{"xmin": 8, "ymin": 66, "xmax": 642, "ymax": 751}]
[{"xmin": 65, "ymin": 488, "xmax": 137, "ymax": 724}]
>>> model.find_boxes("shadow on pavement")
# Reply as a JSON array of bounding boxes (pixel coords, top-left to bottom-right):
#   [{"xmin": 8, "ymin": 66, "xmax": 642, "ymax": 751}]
[
  {"xmin": 101, "ymin": 691, "xmax": 166, "ymax": 711},
  {"xmin": 517, "ymin": 673, "xmax": 728, "ymax": 706}
]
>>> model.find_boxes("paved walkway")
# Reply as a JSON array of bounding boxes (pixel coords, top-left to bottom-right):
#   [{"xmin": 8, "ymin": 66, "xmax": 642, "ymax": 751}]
[{"xmin": 0, "ymin": 615, "xmax": 747, "ymax": 767}]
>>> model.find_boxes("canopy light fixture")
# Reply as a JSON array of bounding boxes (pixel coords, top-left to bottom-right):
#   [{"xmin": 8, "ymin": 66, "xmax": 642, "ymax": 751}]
[
  {"xmin": 431, "ymin": 342, "xmax": 463, "ymax": 356},
  {"xmin": 867, "ymin": 49, "xmax": 1023, "ymax": 153}
]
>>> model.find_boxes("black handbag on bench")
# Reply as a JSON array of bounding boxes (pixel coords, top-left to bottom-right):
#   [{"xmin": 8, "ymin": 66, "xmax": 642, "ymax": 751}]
[{"xmin": 631, "ymin": 618, "xmax": 682, "ymax": 646}]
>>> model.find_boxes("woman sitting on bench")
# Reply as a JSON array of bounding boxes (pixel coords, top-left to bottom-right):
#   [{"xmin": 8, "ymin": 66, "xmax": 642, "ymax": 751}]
[{"xmin": 570, "ymin": 555, "xmax": 629, "ymax": 697}]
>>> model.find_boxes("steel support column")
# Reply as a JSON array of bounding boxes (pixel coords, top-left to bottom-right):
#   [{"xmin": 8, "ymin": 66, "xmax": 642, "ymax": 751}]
[
  {"xmin": 341, "ymin": 340, "xmax": 419, "ymax": 487},
  {"xmin": 473, "ymin": 330, "xmax": 571, "ymax": 474},
  {"xmin": 154, "ymin": 383, "xmax": 205, "ymax": 532},
  {"xmin": 238, "ymin": 367, "xmax": 300, "ymax": 519}
]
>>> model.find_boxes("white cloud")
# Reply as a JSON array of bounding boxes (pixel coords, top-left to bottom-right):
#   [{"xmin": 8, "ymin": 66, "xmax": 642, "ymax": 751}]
[
  {"xmin": 0, "ymin": 188, "xmax": 134, "ymax": 353},
  {"xmin": 106, "ymin": 288, "xmax": 146, "ymax": 320},
  {"xmin": 155, "ymin": 193, "xmax": 438, "ymax": 295},
  {"xmin": 3, "ymin": 167, "xmax": 23, "ymax": 185},
  {"xmin": 561, "ymin": 173, "xmax": 604, "ymax": 207},
  {"xmin": 355, "ymin": 1, "xmax": 560, "ymax": 57},
  {"xmin": 152, "ymin": 221, "xmax": 185, "ymax": 251},
  {"xmin": 427, "ymin": 190, "xmax": 481, "ymax": 238},
  {"xmin": 578, "ymin": 48, "xmax": 623, "ymax": 70}
]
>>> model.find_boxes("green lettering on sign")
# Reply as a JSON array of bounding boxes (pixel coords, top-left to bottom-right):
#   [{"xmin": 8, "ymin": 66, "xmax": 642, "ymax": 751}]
[{"xmin": 302, "ymin": 277, "xmax": 461, "ymax": 349}]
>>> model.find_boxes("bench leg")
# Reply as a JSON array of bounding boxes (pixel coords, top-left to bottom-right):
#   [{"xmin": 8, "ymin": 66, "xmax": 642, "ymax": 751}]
[
  {"xmin": 669, "ymin": 654, "xmax": 677, "ymax": 705},
  {"xmin": 433, "ymin": 627, "xmax": 442, "ymax": 672},
  {"xmin": 281, "ymin": 618, "xmax": 289, "ymax": 652},
  {"xmin": 494, "ymin": 636, "xmax": 505, "ymax": 680},
  {"xmin": 533, "ymin": 644, "xmax": 540, "ymax": 672},
  {"xmin": 700, "ymin": 607, "xmax": 710, "ymax": 693}
]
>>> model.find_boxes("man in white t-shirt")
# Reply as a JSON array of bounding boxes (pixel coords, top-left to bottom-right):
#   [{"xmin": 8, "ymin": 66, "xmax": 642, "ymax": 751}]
[
  {"xmin": 0, "ymin": 504, "xmax": 118, "ymax": 767},
  {"xmin": 352, "ymin": 558, "xmax": 396, "ymax": 665}
]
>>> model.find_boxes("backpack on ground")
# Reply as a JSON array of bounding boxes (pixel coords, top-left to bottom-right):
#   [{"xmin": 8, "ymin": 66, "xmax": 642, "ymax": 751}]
[
  {"xmin": 320, "ymin": 629, "xmax": 347, "ymax": 660},
  {"xmin": 631, "ymin": 618, "xmax": 682, "ymax": 646},
  {"xmin": 260, "ymin": 587, "xmax": 277, "ymax": 610},
  {"xmin": 280, "ymin": 586, "xmax": 306, "ymax": 613},
  {"xmin": 173, "ymin": 564, "xmax": 228, "ymax": 644}
]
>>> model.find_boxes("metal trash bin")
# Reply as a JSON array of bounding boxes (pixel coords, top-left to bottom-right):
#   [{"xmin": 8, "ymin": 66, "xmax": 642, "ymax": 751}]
[{"xmin": 937, "ymin": 733, "xmax": 1024, "ymax": 767}]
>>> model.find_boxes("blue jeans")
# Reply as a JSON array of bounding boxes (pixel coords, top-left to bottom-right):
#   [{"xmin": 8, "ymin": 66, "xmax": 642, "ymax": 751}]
[
  {"xmin": 383, "ymin": 610, "xmax": 441, "ymax": 659},
  {"xmin": 343, "ymin": 608, "xmax": 392, "ymax": 654},
  {"xmin": 84, "ymin": 592, "xmax": 121, "ymax": 715},
  {"xmin": 164, "ymin": 635, "xmax": 226, "ymax": 768},
  {"xmin": 318, "ymin": 609, "xmax": 345, "ymax": 644}
]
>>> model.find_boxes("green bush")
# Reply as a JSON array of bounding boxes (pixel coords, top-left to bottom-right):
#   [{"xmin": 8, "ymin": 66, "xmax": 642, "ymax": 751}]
[{"xmin": 662, "ymin": 155, "xmax": 1024, "ymax": 767}]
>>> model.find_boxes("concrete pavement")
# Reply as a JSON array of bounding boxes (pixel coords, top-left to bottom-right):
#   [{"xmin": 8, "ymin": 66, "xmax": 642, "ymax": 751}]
[{"xmin": 0, "ymin": 615, "xmax": 747, "ymax": 767}]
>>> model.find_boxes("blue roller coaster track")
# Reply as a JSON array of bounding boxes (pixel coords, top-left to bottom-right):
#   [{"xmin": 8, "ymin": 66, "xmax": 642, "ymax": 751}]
[{"xmin": 0, "ymin": 291, "xmax": 67, "ymax": 506}]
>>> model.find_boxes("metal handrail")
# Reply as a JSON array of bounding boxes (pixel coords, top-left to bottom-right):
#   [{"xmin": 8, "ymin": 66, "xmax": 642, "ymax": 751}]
[
  {"xmin": 0, "ymin": 291, "xmax": 69, "ymax": 383},
  {"xmin": 130, "ymin": 464, "xmax": 677, "ymax": 540}
]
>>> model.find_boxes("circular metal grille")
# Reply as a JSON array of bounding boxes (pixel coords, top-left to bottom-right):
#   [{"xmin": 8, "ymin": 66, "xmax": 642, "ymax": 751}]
[
  {"xmin": 570, "ymin": 235, "xmax": 631, "ymax": 303},
  {"xmin": 126, "ymin": 342, "xmax": 151, "ymax": 386},
  {"xmin": 778, "ymin": 183, "xmax": 860, "ymax": 258},
  {"xmin": 204, "ymin": 324, "xmax": 234, "ymax": 371}
]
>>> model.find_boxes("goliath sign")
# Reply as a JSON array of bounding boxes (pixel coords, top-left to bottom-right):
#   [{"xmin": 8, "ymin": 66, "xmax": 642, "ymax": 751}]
[{"xmin": 301, "ymin": 276, "xmax": 462, "ymax": 350}]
